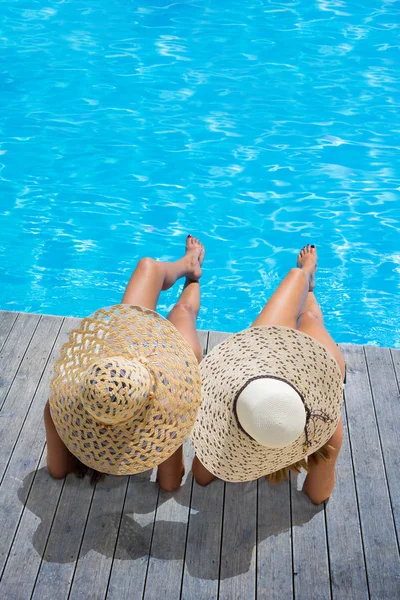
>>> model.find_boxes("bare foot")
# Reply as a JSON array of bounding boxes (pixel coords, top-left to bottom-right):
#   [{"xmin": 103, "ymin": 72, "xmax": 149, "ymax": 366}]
[
  {"xmin": 185, "ymin": 235, "xmax": 204, "ymax": 281},
  {"xmin": 297, "ymin": 244, "xmax": 317, "ymax": 291}
]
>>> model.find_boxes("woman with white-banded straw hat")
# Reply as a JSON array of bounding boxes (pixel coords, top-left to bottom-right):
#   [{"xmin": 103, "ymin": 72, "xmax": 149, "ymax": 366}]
[
  {"xmin": 44, "ymin": 235, "xmax": 205, "ymax": 492},
  {"xmin": 192, "ymin": 244, "xmax": 346, "ymax": 504}
]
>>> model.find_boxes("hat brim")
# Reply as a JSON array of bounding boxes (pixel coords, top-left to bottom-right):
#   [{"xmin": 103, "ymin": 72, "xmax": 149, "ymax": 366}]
[
  {"xmin": 50, "ymin": 305, "xmax": 201, "ymax": 475},
  {"xmin": 191, "ymin": 326, "xmax": 343, "ymax": 482}
]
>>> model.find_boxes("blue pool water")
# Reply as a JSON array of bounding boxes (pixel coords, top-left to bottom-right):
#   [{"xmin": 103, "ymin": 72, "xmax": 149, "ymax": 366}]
[{"xmin": 1, "ymin": 1, "xmax": 399, "ymax": 347}]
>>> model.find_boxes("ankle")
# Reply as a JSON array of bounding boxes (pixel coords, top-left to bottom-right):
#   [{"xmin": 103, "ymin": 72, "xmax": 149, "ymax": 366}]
[{"xmin": 291, "ymin": 267, "xmax": 311, "ymax": 284}]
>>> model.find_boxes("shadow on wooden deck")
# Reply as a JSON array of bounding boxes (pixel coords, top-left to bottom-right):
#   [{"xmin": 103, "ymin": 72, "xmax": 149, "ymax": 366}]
[{"xmin": 17, "ymin": 467, "xmax": 322, "ymax": 578}]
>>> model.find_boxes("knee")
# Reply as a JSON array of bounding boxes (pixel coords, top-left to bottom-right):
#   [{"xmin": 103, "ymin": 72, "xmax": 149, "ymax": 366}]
[
  {"xmin": 298, "ymin": 310, "xmax": 322, "ymax": 323},
  {"xmin": 47, "ymin": 465, "xmax": 68, "ymax": 480},
  {"xmin": 172, "ymin": 303, "xmax": 196, "ymax": 316},
  {"xmin": 290, "ymin": 267, "xmax": 308, "ymax": 281},
  {"xmin": 193, "ymin": 473, "xmax": 214, "ymax": 487},
  {"xmin": 192, "ymin": 456, "xmax": 216, "ymax": 486},
  {"xmin": 170, "ymin": 303, "xmax": 199, "ymax": 330},
  {"xmin": 158, "ymin": 478, "xmax": 181, "ymax": 493},
  {"xmin": 136, "ymin": 257, "xmax": 158, "ymax": 275}
]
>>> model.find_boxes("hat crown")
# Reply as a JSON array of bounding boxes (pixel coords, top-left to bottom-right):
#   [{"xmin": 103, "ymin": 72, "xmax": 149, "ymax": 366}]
[
  {"xmin": 80, "ymin": 356, "xmax": 154, "ymax": 426},
  {"xmin": 236, "ymin": 378, "xmax": 306, "ymax": 448}
]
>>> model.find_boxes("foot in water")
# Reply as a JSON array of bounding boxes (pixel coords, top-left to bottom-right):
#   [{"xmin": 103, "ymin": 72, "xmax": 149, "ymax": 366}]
[
  {"xmin": 297, "ymin": 244, "xmax": 317, "ymax": 292},
  {"xmin": 185, "ymin": 234, "xmax": 205, "ymax": 281}
]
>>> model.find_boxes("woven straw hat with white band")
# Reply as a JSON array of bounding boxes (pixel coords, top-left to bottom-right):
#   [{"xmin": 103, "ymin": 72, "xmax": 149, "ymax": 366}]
[
  {"xmin": 191, "ymin": 325, "xmax": 343, "ymax": 482},
  {"xmin": 50, "ymin": 304, "xmax": 201, "ymax": 475}
]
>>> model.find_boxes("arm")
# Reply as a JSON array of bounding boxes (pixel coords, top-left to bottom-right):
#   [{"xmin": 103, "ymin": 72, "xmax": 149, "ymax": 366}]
[
  {"xmin": 44, "ymin": 400, "xmax": 77, "ymax": 479},
  {"xmin": 302, "ymin": 418, "xmax": 344, "ymax": 505}
]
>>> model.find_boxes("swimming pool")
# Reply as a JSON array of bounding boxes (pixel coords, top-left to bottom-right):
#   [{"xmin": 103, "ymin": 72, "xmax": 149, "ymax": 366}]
[{"xmin": 1, "ymin": 1, "xmax": 399, "ymax": 347}]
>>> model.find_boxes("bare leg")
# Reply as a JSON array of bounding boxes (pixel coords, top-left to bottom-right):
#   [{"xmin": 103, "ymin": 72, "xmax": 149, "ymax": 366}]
[
  {"xmin": 157, "ymin": 241, "xmax": 205, "ymax": 492},
  {"xmin": 298, "ymin": 291, "xmax": 324, "ymax": 322},
  {"xmin": 296, "ymin": 294, "xmax": 345, "ymax": 379},
  {"xmin": 251, "ymin": 244, "xmax": 317, "ymax": 329},
  {"xmin": 121, "ymin": 235, "xmax": 203, "ymax": 310}
]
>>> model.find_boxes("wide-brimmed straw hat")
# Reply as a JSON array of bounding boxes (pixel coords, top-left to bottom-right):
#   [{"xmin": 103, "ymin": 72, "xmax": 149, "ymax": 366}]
[
  {"xmin": 191, "ymin": 326, "xmax": 343, "ymax": 482},
  {"xmin": 50, "ymin": 304, "xmax": 201, "ymax": 475}
]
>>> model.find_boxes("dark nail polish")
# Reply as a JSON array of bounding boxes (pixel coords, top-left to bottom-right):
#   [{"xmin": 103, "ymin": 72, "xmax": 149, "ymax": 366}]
[{"xmin": 311, "ymin": 244, "xmax": 315, "ymax": 248}]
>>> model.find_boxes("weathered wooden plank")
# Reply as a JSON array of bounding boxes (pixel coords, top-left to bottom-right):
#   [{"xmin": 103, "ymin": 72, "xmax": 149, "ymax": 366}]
[
  {"xmin": 142, "ymin": 442, "xmax": 194, "ymax": 600},
  {"xmin": 391, "ymin": 348, "xmax": 400, "ymax": 388},
  {"xmin": 219, "ymin": 480, "xmax": 257, "ymax": 600},
  {"xmin": 365, "ymin": 346, "xmax": 400, "ymax": 547},
  {"xmin": 0, "ymin": 318, "xmax": 77, "ymax": 583},
  {"xmin": 193, "ymin": 330, "xmax": 234, "ymax": 599},
  {"xmin": 31, "ymin": 475, "xmax": 95, "ymax": 600},
  {"xmin": 341, "ymin": 344, "xmax": 400, "ymax": 598},
  {"xmin": 197, "ymin": 330, "xmax": 209, "ymax": 358},
  {"xmin": 0, "ymin": 455, "xmax": 64, "ymax": 599},
  {"xmin": 180, "ymin": 329, "xmax": 224, "ymax": 599},
  {"xmin": 0, "ymin": 311, "xmax": 19, "ymax": 352},
  {"xmin": 291, "ymin": 472, "xmax": 330, "ymax": 600},
  {"xmin": 63, "ymin": 315, "xmax": 82, "ymax": 330},
  {"xmin": 325, "ymin": 402, "xmax": 369, "ymax": 600},
  {"xmin": 207, "ymin": 330, "xmax": 230, "ymax": 351},
  {"xmin": 181, "ymin": 478, "xmax": 225, "ymax": 600},
  {"xmin": 107, "ymin": 332, "xmax": 209, "ymax": 600},
  {"xmin": 68, "ymin": 476, "xmax": 129, "ymax": 600},
  {"xmin": 133, "ymin": 331, "xmax": 208, "ymax": 599},
  {"xmin": 0, "ymin": 312, "xmax": 41, "ymax": 409},
  {"xmin": 106, "ymin": 471, "xmax": 159, "ymax": 600},
  {"xmin": 257, "ymin": 478, "xmax": 292, "ymax": 600},
  {"xmin": 0, "ymin": 315, "xmax": 62, "ymax": 482},
  {"xmin": 209, "ymin": 330, "xmax": 279, "ymax": 599}
]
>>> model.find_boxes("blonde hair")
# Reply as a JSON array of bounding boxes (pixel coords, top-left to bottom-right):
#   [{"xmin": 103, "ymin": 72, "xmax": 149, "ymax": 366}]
[{"xmin": 267, "ymin": 443, "xmax": 332, "ymax": 485}]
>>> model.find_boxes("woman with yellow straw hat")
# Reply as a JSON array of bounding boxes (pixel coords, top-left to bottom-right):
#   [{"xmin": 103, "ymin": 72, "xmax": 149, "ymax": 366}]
[
  {"xmin": 44, "ymin": 235, "xmax": 204, "ymax": 492},
  {"xmin": 191, "ymin": 244, "xmax": 346, "ymax": 505}
]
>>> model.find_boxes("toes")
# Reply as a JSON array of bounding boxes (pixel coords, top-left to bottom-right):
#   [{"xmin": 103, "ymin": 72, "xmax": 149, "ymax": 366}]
[{"xmin": 186, "ymin": 235, "xmax": 202, "ymax": 251}]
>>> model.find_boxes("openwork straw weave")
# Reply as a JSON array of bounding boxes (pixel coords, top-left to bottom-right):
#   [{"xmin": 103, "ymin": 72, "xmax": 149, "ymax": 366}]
[
  {"xmin": 50, "ymin": 305, "xmax": 201, "ymax": 475},
  {"xmin": 191, "ymin": 326, "xmax": 343, "ymax": 482}
]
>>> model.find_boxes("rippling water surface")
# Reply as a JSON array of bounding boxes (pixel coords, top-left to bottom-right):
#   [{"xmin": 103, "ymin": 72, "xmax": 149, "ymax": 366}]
[{"xmin": 1, "ymin": 0, "xmax": 399, "ymax": 346}]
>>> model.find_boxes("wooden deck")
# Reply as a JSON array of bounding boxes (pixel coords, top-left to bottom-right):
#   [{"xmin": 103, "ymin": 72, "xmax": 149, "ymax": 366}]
[{"xmin": 0, "ymin": 310, "xmax": 399, "ymax": 600}]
